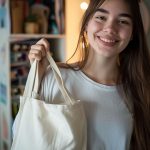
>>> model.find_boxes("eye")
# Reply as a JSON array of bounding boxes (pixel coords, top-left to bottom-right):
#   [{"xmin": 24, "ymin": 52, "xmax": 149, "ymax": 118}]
[
  {"xmin": 118, "ymin": 19, "xmax": 130, "ymax": 25},
  {"xmin": 95, "ymin": 16, "xmax": 107, "ymax": 21}
]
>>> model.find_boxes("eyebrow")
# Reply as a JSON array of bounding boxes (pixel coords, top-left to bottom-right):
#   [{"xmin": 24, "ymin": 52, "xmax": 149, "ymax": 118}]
[{"xmin": 95, "ymin": 8, "xmax": 132, "ymax": 19}]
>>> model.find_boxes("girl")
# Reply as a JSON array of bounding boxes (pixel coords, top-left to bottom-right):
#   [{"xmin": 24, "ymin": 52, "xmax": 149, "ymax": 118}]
[{"xmin": 28, "ymin": 0, "xmax": 150, "ymax": 149}]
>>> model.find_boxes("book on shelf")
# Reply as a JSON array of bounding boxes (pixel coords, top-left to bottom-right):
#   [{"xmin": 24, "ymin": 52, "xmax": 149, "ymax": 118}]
[{"xmin": 10, "ymin": 0, "xmax": 29, "ymax": 33}]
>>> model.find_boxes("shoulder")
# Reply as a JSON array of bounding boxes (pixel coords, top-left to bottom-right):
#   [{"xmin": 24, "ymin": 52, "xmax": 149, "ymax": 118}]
[{"xmin": 57, "ymin": 62, "xmax": 80, "ymax": 69}]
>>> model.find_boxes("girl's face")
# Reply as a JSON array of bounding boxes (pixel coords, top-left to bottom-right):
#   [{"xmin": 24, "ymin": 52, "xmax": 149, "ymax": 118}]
[{"xmin": 86, "ymin": 0, "xmax": 133, "ymax": 58}]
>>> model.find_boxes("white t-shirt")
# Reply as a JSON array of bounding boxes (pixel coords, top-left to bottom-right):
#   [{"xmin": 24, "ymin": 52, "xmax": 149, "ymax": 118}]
[{"xmin": 40, "ymin": 67, "xmax": 133, "ymax": 150}]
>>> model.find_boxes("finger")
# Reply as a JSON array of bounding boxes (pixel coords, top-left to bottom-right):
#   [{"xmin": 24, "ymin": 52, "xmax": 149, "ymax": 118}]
[
  {"xmin": 28, "ymin": 47, "xmax": 43, "ymax": 61},
  {"xmin": 28, "ymin": 52, "xmax": 35, "ymax": 64},
  {"xmin": 28, "ymin": 52, "xmax": 42, "ymax": 61},
  {"xmin": 30, "ymin": 45, "xmax": 46, "ymax": 57},
  {"xmin": 29, "ymin": 49, "xmax": 42, "ymax": 60},
  {"xmin": 36, "ymin": 38, "xmax": 50, "ymax": 52}
]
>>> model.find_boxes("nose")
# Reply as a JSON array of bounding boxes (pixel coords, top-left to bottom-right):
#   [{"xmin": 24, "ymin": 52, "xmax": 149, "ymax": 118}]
[{"xmin": 103, "ymin": 21, "xmax": 117, "ymax": 35}]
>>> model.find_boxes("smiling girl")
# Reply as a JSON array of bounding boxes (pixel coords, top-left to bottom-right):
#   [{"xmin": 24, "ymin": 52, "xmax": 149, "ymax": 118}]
[{"xmin": 28, "ymin": 0, "xmax": 150, "ymax": 149}]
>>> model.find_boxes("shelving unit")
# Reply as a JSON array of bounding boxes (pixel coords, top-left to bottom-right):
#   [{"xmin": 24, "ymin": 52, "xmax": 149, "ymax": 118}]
[
  {"xmin": 2, "ymin": 1, "xmax": 66, "ymax": 149},
  {"xmin": 10, "ymin": 41, "xmax": 30, "ymax": 121},
  {"xmin": 9, "ymin": 0, "xmax": 66, "ymax": 124}
]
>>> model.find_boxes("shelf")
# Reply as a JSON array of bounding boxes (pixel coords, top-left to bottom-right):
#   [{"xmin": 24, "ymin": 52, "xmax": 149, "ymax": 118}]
[
  {"xmin": 10, "ymin": 34, "xmax": 66, "ymax": 42},
  {"xmin": 11, "ymin": 61, "xmax": 29, "ymax": 67}
]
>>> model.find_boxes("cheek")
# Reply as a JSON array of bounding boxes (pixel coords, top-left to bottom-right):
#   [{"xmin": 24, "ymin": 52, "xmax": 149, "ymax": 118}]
[
  {"xmin": 87, "ymin": 23, "xmax": 102, "ymax": 45},
  {"xmin": 122, "ymin": 27, "xmax": 133, "ymax": 40},
  {"xmin": 87, "ymin": 21, "xmax": 101, "ymax": 34},
  {"xmin": 119, "ymin": 29, "xmax": 133, "ymax": 52},
  {"xmin": 121, "ymin": 29, "xmax": 133, "ymax": 46}
]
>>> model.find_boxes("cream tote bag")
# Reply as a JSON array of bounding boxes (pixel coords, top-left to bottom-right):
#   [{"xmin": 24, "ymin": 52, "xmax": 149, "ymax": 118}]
[{"xmin": 11, "ymin": 52, "xmax": 87, "ymax": 150}]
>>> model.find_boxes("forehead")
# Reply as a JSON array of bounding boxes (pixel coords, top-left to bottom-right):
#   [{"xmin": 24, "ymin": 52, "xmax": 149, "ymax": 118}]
[{"xmin": 98, "ymin": 0, "xmax": 132, "ymax": 15}]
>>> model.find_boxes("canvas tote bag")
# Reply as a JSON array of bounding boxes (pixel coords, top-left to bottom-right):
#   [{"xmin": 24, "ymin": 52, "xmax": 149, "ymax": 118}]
[{"xmin": 11, "ymin": 51, "xmax": 87, "ymax": 150}]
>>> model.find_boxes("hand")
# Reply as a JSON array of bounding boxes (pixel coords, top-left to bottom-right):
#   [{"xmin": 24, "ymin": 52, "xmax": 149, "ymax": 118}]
[
  {"xmin": 28, "ymin": 38, "xmax": 49, "ymax": 64},
  {"xmin": 28, "ymin": 38, "xmax": 50, "ymax": 81}
]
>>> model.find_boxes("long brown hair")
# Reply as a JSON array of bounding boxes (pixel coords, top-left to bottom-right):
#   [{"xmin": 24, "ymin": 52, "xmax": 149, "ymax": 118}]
[{"xmin": 67, "ymin": 0, "xmax": 150, "ymax": 149}]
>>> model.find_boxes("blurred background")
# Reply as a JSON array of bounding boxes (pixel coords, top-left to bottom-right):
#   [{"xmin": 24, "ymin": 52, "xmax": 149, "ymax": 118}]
[{"xmin": 0, "ymin": 0, "xmax": 149, "ymax": 150}]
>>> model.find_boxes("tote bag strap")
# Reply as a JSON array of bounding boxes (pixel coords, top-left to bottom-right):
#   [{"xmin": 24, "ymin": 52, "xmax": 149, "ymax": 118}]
[
  {"xmin": 46, "ymin": 52, "xmax": 74, "ymax": 105},
  {"xmin": 23, "ymin": 51, "xmax": 75, "ymax": 105},
  {"xmin": 23, "ymin": 60, "xmax": 37, "ymax": 98}
]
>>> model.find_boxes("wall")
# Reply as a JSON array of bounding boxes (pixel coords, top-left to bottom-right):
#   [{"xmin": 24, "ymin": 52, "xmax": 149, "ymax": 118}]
[{"xmin": 65, "ymin": 0, "xmax": 89, "ymax": 62}]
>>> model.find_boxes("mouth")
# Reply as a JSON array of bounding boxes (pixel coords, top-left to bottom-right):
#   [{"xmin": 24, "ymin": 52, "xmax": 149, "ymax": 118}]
[{"xmin": 97, "ymin": 36, "xmax": 119, "ymax": 47}]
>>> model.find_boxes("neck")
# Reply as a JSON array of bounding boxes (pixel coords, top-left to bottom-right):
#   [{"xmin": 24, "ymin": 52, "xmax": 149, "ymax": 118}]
[{"xmin": 83, "ymin": 53, "xmax": 120, "ymax": 85}]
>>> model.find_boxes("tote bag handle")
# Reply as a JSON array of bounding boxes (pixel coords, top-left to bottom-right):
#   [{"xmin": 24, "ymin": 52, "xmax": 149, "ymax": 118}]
[{"xmin": 23, "ymin": 51, "xmax": 75, "ymax": 105}]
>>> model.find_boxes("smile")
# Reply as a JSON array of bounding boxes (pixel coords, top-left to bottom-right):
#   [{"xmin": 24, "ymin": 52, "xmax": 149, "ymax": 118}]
[
  {"xmin": 97, "ymin": 36, "xmax": 119, "ymax": 47},
  {"xmin": 100, "ymin": 37, "xmax": 116, "ymax": 43}
]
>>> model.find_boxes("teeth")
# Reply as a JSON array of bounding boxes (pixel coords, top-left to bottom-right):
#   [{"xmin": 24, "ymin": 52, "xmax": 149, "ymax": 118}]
[{"xmin": 100, "ymin": 37, "xmax": 116, "ymax": 43}]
